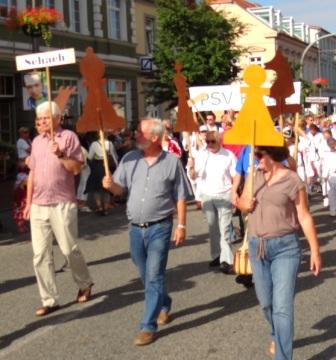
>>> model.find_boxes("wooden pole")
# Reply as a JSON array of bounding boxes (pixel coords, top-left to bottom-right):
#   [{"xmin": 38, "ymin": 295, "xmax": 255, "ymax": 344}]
[
  {"xmin": 240, "ymin": 118, "xmax": 256, "ymax": 254},
  {"xmin": 45, "ymin": 66, "xmax": 54, "ymax": 140},
  {"xmin": 248, "ymin": 118, "xmax": 256, "ymax": 198},
  {"xmin": 97, "ymin": 108, "xmax": 110, "ymax": 177},
  {"xmin": 189, "ymin": 98, "xmax": 206, "ymax": 125},
  {"xmin": 279, "ymin": 114, "xmax": 284, "ymax": 132},
  {"xmin": 293, "ymin": 112, "xmax": 300, "ymax": 163}
]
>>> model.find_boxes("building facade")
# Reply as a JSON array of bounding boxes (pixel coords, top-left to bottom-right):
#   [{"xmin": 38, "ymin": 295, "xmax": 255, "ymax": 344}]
[
  {"xmin": 0, "ymin": 0, "xmax": 157, "ymax": 144},
  {"xmin": 208, "ymin": 0, "xmax": 319, "ymax": 83}
]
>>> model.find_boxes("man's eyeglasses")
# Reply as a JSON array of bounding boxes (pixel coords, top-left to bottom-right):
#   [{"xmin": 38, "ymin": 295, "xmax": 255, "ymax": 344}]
[{"xmin": 206, "ymin": 140, "xmax": 217, "ymax": 145}]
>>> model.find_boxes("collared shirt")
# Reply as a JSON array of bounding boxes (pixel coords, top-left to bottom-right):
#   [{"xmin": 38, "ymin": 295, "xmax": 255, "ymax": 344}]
[
  {"xmin": 30, "ymin": 128, "xmax": 83, "ymax": 205},
  {"xmin": 194, "ymin": 148, "xmax": 236, "ymax": 196},
  {"xmin": 113, "ymin": 150, "xmax": 191, "ymax": 223}
]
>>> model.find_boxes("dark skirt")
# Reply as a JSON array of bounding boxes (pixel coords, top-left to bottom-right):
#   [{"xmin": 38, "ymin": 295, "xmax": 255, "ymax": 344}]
[{"xmin": 85, "ymin": 159, "xmax": 105, "ymax": 193}]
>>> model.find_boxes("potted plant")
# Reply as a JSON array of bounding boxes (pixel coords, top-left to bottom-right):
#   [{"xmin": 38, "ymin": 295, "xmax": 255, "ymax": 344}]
[
  {"xmin": 312, "ymin": 77, "xmax": 329, "ymax": 89},
  {"xmin": 6, "ymin": 6, "xmax": 63, "ymax": 46}
]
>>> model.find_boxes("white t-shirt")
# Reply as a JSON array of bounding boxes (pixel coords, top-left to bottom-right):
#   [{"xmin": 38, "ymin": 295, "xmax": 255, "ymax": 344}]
[
  {"xmin": 331, "ymin": 127, "xmax": 336, "ymax": 139},
  {"xmin": 88, "ymin": 140, "xmax": 118, "ymax": 165},
  {"xmin": 195, "ymin": 148, "xmax": 236, "ymax": 196},
  {"xmin": 322, "ymin": 151, "xmax": 336, "ymax": 178},
  {"xmin": 308, "ymin": 132, "xmax": 324, "ymax": 159},
  {"xmin": 16, "ymin": 138, "xmax": 30, "ymax": 159}
]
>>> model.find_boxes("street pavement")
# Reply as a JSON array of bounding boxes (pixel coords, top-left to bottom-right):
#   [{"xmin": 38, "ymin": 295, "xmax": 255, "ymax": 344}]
[{"xmin": 0, "ymin": 197, "xmax": 335, "ymax": 360}]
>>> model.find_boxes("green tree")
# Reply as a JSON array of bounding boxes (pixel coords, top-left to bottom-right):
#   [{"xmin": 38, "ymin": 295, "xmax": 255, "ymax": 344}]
[{"xmin": 146, "ymin": 0, "xmax": 244, "ymax": 107}]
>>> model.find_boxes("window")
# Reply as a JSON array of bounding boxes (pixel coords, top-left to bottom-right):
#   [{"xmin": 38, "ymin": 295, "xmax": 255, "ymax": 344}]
[
  {"xmin": 0, "ymin": 103, "xmax": 12, "ymax": 142},
  {"xmin": 107, "ymin": 79, "xmax": 131, "ymax": 123},
  {"xmin": 51, "ymin": 77, "xmax": 80, "ymax": 128},
  {"xmin": 0, "ymin": 0, "xmax": 11, "ymax": 18},
  {"xmin": 106, "ymin": 0, "xmax": 127, "ymax": 41},
  {"xmin": 43, "ymin": 0, "xmax": 55, "ymax": 8},
  {"xmin": 69, "ymin": 0, "xmax": 80, "ymax": 32},
  {"xmin": 0, "ymin": 75, "xmax": 14, "ymax": 97},
  {"xmin": 249, "ymin": 56, "xmax": 263, "ymax": 65},
  {"xmin": 145, "ymin": 16, "xmax": 155, "ymax": 54},
  {"xmin": 107, "ymin": 0, "xmax": 121, "ymax": 40}
]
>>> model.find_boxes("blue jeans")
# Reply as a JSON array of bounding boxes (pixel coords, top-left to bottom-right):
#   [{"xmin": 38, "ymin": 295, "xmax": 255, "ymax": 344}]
[
  {"xmin": 248, "ymin": 233, "xmax": 301, "ymax": 360},
  {"xmin": 129, "ymin": 218, "xmax": 173, "ymax": 333}
]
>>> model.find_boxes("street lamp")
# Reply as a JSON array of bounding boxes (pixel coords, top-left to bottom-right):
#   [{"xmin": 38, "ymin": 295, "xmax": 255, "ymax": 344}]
[{"xmin": 300, "ymin": 32, "xmax": 336, "ymax": 80}]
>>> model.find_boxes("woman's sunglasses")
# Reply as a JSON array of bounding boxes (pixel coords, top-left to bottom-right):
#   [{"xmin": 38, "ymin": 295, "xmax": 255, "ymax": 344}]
[{"xmin": 255, "ymin": 151, "xmax": 267, "ymax": 160}]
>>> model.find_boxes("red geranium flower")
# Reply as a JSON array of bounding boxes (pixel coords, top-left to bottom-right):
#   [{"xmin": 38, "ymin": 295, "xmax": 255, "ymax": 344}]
[{"xmin": 312, "ymin": 77, "xmax": 329, "ymax": 86}]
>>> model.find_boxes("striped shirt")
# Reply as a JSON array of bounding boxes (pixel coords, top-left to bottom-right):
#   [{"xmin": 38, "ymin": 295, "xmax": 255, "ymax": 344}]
[{"xmin": 30, "ymin": 128, "xmax": 83, "ymax": 205}]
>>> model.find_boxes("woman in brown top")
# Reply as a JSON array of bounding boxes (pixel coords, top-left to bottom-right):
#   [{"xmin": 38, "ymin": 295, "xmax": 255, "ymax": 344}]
[{"xmin": 238, "ymin": 146, "xmax": 321, "ymax": 360}]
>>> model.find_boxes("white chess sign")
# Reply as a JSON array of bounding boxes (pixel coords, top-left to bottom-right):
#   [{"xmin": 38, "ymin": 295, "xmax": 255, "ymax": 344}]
[{"xmin": 16, "ymin": 48, "xmax": 76, "ymax": 71}]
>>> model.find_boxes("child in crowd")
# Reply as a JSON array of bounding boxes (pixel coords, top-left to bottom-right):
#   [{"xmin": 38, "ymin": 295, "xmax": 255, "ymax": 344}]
[{"xmin": 13, "ymin": 160, "xmax": 29, "ymax": 233}]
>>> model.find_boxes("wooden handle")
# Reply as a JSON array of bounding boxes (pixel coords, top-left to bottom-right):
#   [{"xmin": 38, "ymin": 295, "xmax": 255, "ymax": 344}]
[
  {"xmin": 279, "ymin": 114, "xmax": 284, "ymax": 132},
  {"xmin": 240, "ymin": 118, "xmax": 256, "ymax": 252},
  {"xmin": 97, "ymin": 109, "xmax": 110, "ymax": 177},
  {"xmin": 46, "ymin": 66, "xmax": 54, "ymax": 141},
  {"xmin": 247, "ymin": 118, "xmax": 256, "ymax": 198},
  {"xmin": 293, "ymin": 112, "xmax": 300, "ymax": 163}
]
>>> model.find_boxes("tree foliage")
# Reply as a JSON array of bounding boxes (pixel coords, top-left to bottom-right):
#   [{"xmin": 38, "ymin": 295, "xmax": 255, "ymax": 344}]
[{"xmin": 146, "ymin": 0, "xmax": 245, "ymax": 108}]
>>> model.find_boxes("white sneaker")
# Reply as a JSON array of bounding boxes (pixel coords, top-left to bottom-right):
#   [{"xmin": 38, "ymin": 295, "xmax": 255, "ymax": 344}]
[
  {"xmin": 79, "ymin": 206, "xmax": 92, "ymax": 213},
  {"xmin": 323, "ymin": 198, "xmax": 329, "ymax": 207}
]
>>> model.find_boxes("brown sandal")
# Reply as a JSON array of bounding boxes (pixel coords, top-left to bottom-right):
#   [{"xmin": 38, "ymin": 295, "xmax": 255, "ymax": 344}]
[
  {"xmin": 35, "ymin": 305, "xmax": 60, "ymax": 317},
  {"xmin": 77, "ymin": 283, "xmax": 94, "ymax": 303}
]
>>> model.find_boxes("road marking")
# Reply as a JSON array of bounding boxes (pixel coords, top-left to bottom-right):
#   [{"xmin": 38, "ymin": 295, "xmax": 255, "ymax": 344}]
[{"xmin": 0, "ymin": 295, "xmax": 107, "ymax": 358}]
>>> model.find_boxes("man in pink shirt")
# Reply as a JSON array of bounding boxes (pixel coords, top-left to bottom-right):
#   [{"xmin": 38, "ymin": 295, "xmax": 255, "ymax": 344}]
[{"xmin": 24, "ymin": 101, "xmax": 93, "ymax": 316}]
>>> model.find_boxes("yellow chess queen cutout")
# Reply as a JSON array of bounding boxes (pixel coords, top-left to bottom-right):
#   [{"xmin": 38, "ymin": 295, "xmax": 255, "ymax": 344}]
[{"xmin": 225, "ymin": 65, "xmax": 284, "ymax": 147}]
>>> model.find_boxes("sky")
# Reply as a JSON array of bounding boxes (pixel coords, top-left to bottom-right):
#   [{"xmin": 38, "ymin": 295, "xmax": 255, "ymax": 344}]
[{"xmin": 259, "ymin": 0, "xmax": 336, "ymax": 33}]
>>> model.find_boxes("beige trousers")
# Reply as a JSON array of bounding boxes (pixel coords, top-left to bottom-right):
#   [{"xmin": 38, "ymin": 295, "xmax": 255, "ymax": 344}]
[{"xmin": 30, "ymin": 203, "xmax": 93, "ymax": 307}]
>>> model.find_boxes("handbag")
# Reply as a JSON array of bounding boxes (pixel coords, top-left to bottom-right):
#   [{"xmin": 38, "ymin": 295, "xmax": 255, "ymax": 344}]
[{"xmin": 233, "ymin": 231, "xmax": 252, "ymax": 275}]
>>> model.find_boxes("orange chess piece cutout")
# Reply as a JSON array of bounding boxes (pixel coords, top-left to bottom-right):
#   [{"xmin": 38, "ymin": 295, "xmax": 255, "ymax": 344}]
[
  {"xmin": 173, "ymin": 61, "xmax": 199, "ymax": 133},
  {"xmin": 265, "ymin": 49, "xmax": 301, "ymax": 117},
  {"xmin": 76, "ymin": 47, "xmax": 125, "ymax": 133},
  {"xmin": 225, "ymin": 65, "xmax": 284, "ymax": 146},
  {"xmin": 54, "ymin": 86, "xmax": 76, "ymax": 113}
]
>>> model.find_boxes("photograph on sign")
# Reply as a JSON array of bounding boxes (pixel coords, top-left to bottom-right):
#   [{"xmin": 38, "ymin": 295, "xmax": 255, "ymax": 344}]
[{"xmin": 22, "ymin": 71, "xmax": 48, "ymax": 111}]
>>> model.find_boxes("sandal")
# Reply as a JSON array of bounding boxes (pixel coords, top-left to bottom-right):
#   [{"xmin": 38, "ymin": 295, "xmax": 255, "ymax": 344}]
[
  {"xmin": 35, "ymin": 305, "xmax": 60, "ymax": 317},
  {"xmin": 77, "ymin": 283, "xmax": 94, "ymax": 303}
]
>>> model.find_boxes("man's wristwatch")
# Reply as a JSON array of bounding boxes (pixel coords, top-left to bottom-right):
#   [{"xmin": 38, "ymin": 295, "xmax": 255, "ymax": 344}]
[{"xmin": 177, "ymin": 224, "xmax": 186, "ymax": 229}]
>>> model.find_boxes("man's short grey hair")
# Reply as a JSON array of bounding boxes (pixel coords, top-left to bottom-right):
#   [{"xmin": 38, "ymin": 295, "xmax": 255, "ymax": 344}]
[
  {"xmin": 141, "ymin": 117, "xmax": 165, "ymax": 140},
  {"xmin": 207, "ymin": 130, "xmax": 221, "ymax": 142},
  {"xmin": 36, "ymin": 101, "xmax": 61, "ymax": 118}
]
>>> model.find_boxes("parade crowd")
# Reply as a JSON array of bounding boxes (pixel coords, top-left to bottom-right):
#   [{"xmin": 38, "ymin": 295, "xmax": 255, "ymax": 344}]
[{"xmin": 12, "ymin": 102, "xmax": 327, "ymax": 359}]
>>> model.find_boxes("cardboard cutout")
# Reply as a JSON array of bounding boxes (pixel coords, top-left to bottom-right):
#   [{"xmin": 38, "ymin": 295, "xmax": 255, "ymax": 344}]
[
  {"xmin": 54, "ymin": 86, "xmax": 76, "ymax": 113},
  {"xmin": 76, "ymin": 47, "xmax": 125, "ymax": 176},
  {"xmin": 225, "ymin": 65, "xmax": 284, "ymax": 147},
  {"xmin": 76, "ymin": 47, "xmax": 125, "ymax": 133},
  {"xmin": 265, "ymin": 49, "xmax": 301, "ymax": 118},
  {"xmin": 173, "ymin": 61, "xmax": 199, "ymax": 132}
]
